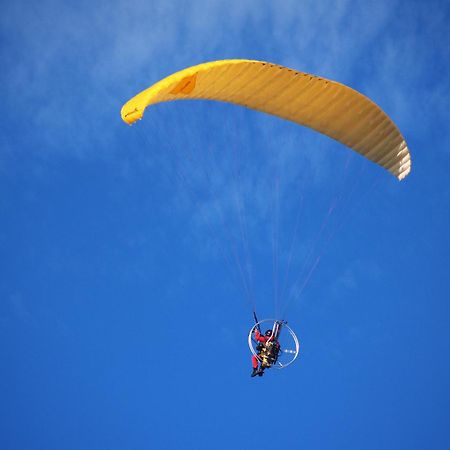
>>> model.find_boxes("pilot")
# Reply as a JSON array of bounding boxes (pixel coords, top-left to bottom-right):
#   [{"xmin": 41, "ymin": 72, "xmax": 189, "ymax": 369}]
[{"xmin": 251, "ymin": 329, "xmax": 279, "ymax": 377}]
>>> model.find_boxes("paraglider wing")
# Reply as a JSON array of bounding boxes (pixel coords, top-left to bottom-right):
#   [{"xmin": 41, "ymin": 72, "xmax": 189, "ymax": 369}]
[{"xmin": 121, "ymin": 59, "xmax": 411, "ymax": 180}]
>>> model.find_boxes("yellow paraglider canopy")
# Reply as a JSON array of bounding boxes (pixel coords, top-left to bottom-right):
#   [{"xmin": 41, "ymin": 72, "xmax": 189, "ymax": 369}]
[{"xmin": 121, "ymin": 59, "xmax": 410, "ymax": 180}]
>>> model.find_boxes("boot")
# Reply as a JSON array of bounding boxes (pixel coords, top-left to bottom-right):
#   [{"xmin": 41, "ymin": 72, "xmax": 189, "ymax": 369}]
[{"xmin": 251, "ymin": 367, "xmax": 259, "ymax": 377}]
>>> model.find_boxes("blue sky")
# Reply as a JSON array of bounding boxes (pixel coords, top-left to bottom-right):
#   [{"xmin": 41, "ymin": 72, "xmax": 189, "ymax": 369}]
[{"xmin": 1, "ymin": 1, "xmax": 450, "ymax": 449}]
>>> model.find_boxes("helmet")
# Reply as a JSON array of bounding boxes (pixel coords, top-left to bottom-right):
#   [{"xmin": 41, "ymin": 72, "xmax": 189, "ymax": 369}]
[{"xmin": 265, "ymin": 329, "xmax": 273, "ymax": 337}]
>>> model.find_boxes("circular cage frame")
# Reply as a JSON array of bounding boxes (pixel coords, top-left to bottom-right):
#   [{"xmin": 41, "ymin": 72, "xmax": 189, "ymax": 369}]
[{"xmin": 248, "ymin": 319, "xmax": 299, "ymax": 369}]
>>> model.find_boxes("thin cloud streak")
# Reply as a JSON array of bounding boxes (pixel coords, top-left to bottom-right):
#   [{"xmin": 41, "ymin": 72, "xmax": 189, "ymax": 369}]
[{"xmin": 2, "ymin": 0, "xmax": 440, "ymax": 162}]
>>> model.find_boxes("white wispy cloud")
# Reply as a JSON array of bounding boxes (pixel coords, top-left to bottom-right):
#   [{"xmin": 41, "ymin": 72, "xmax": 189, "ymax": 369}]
[
  {"xmin": 3, "ymin": 0, "xmax": 443, "ymax": 160},
  {"xmin": 2, "ymin": 0, "xmax": 447, "ymax": 311}
]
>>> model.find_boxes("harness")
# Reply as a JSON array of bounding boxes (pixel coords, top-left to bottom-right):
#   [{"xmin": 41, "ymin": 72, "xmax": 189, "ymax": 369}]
[{"xmin": 258, "ymin": 339, "xmax": 281, "ymax": 368}]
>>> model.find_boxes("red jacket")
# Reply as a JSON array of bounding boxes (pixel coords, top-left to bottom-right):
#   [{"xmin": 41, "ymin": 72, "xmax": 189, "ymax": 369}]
[{"xmin": 254, "ymin": 329, "xmax": 270, "ymax": 343}]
